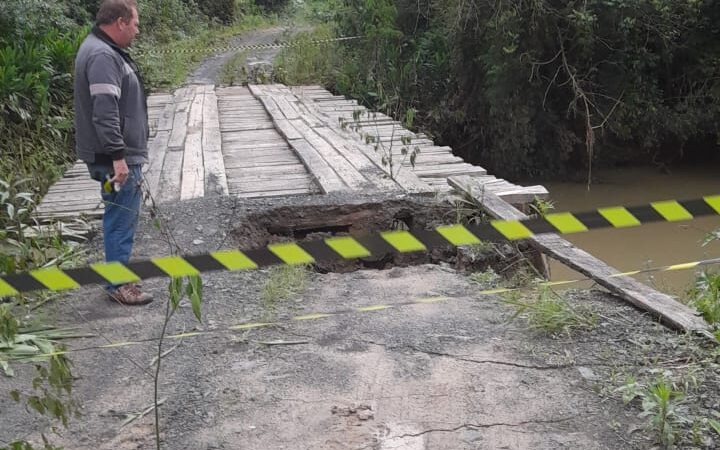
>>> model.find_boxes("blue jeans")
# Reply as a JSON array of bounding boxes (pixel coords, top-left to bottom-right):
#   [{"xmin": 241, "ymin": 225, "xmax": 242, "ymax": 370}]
[{"xmin": 87, "ymin": 164, "xmax": 143, "ymax": 290}]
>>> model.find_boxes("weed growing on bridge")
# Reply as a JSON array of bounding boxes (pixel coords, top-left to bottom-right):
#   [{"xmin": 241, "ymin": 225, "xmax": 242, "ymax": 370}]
[{"xmin": 339, "ymin": 107, "xmax": 420, "ymax": 181}]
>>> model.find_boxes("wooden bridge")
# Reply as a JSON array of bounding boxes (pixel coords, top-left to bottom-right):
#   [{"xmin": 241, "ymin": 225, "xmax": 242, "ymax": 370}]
[
  {"xmin": 34, "ymin": 83, "xmax": 710, "ymax": 333},
  {"xmin": 35, "ymin": 83, "xmax": 547, "ymax": 219}
]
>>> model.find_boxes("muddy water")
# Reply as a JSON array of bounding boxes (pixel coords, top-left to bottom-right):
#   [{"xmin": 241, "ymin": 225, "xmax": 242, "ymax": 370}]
[{"xmin": 537, "ymin": 166, "xmax": 720, "ymax": 296}]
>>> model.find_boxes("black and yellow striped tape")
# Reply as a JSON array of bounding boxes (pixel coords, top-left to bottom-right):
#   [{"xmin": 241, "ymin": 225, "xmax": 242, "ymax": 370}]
[
  {"xmin": 15, "ymin": 255, "xmax": 720, "ymax": 361},
  {"xmin": 133, "ymin": 36, "xmax": 362, "ymax": 55},
  {"xmin": 1, "ymin": 195, "xmax": 719, "ymax": 297}
]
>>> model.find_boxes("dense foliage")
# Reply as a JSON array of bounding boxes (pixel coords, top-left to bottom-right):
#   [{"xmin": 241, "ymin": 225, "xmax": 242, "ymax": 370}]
[
  {"xmin": 0, "ymin": 0, "xmax": 255, "ymax": 195},
  {"xmin": 333, "ymin": 0, "xmax": 720, "ymax": 179}
]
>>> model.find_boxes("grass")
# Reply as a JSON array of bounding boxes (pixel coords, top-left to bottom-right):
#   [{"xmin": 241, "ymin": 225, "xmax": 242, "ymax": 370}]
[
  {"xmin": 617, "ymin": 375, "xmax": 689, "ymax": 448},
  {"xmin": 217, "ymin": 50, "xmax": 249, "ymax": 86},
  {"xmin": 503, "ymin": 285, "xmax": 597, "ymax": 335},
  {"xmin": 273, "ymin": 25, "xmax": 340, "ymax": 86},
  {"xmin": 260, "ymin": 264, "xmax": 309, "ymax": 317},
  {"xmin": 468, "ymin": 267, "xmax": 501, "ymax": 289},
  {"xmin": 687, "ymin": 270, "xmax": 720, "ymax": 326}
]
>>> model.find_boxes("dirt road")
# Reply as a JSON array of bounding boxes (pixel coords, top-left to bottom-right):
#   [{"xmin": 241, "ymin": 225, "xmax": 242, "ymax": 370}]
[{"xmin": 3, "ymin": 194, "xmax": 717, "ymax": 449}]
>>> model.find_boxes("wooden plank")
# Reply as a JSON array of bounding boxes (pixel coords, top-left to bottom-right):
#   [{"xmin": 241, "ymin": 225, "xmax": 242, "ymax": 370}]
[
  {"xmin": 490, "ymin": 186, "xmax": 550, "ymax": 204},
  {"xmin": 35, "ymin": 210, "xmax": 103, "ymax": 220},
  {"xmin": 168, "ymin": 87, "xmax": 192, "ymax": 149},
  {"xmin": 221, "ymin": 129, "xmax": 286, "ymax": 142},
  {"xmin": 220, "ymin": 123, "xmax": 275, "ymax": 131},
  {"xmin": 275, "ymin": 97, "xmax": 301, "ymax": 120},
  {"xmin": 294, "ymin": 101, "xmax": 324, "ymax": 128},
  {"xmin": 286, "ymin": 138, "xmax": 345, "ymax": 193},
  {"xmin": 223, "ymin": 146, "xmax": 294, "ymax": 157},
  {"xmin": 233, "ymin": 188, "xmax": 316, "ymax": 198},
  {"xmin": 225, "ymin": 159, "xmax": 304, "ymax": 170},
  {"xmin": 180, "ymin": 87, "xmax": 205, "ymax": 200},
  {"xmin": 447, "ymin": 175, "xmax": 710, "ymax": 333},
  {"xmin": 156, "ymin": 101, "xmax": 175, "ymax": 132},
  {"xmin": 224, "ymin": 164, "xmax": 307, "ymax": 174},
  {"xmin": 273, "ymin": 119, "xmax": 303, "ymax": 140},
  {"xmin": 301, "ymin": 106, "xmax": 431, "ymax": 194},
  {"xmin": 289, "ymin": 120, "xmax": 370, "ymax": 189},
  {"xmin": 224, "ymin": 152, "xmax": 299, "ymax": 164},
  {"xmin": 228, "ymin": 177, "xmax": 316, "ymax": 190},
  {"xmin": 413, "ymin": 164, "xmax": 487, "ymax": 177},
  {"xmin": 142, "ymin": 130, "xmax": 171, "ymax": 200},
  {"xmin": 157, "ymin": 148, "xmax": 183, "ymax": 203},
  {"xmin": 312, "ymin": 126, "xmax": 402, "ymax": 193},
  {"xmin": 202, "ymin": 85, "xmax": 229, "ymax": 196},
  {"xmin": 36, "ymin": 202, "xmax": 102, "ymax": 213},
  {"xmin": 38, "ymin": 193, "xmax": 98, "ymax": 204},
  {"xmin": 225, "ymin": 172, "xmax": 312, "ymax": 183},
  {"xmin": 45, "ymin": 187, "xmax": 99, "ymax": 195}
]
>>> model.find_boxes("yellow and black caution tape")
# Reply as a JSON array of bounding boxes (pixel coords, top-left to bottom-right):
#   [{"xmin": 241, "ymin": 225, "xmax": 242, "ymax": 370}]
[
  {"xmin": 18, "ymin": 255, "xmax": 720, "ymax": 360},
  {"xmin": 132, "ymin": 36, "xmax": 362, "ymax": 55},
  {"xmin": 1, "ymin": 195, "xmax": 719, "ymax": 297}
]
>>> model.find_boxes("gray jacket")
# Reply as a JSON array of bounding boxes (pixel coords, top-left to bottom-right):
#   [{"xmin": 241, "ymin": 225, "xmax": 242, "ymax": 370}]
[{"xmin": 74, "ymin": 27, "xmax": 148, "ymax": 166}]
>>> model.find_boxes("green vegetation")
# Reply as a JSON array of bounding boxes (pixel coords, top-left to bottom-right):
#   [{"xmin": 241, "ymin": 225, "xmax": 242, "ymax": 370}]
[
  {"xmin": 274, "ymin": 25, "xmax": 340, "ymax": 85},
  {"xmin": 688, "ymin": 271, "xmax": 720, "ymax": 326},
  {"xmin": 218, "ymin": 50, "xmax": 250, "ymax": 86},
  {"xmin": 278, "ymin": 0, "xmax": 720, "ymax": 179},
  {"xmin": 260, "ymin": 264, "xmax": 309, "ymax": 317},
  {"xmin": 0, "ymin": 0, "xmax": 273, "ymax": 194},
  {"xmin": 0, "ymin": 1, "xmax": 274, "ymax": 448},
  {"xmin": 504, "ymin": 285, "xmax": 598, "ymax": 335},
  {"xmin": 618, "ymin": 375, "xmax": 688, "ymax": 448}
]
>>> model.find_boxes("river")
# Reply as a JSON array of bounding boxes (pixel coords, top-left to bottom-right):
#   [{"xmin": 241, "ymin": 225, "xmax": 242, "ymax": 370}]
[{"xmin": 536, "ymin": 165, "xmax": 720, "ymax": 297}]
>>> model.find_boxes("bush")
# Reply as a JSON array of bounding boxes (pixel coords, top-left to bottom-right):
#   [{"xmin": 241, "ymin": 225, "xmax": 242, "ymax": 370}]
[
  {"xmin": 0, "ymin": 27, "xmax": 85, "ymax": 192},
  {"xmin": 334, "ymin": 0, "xmax": 720, "ymax": 179},
  {"xmin": 0, "ymin": 0, "xmax": 84, "ymax": 45},
  {"xmin": 254, "ymin": 0, "xmax": 289, "ymax": 13},
  {"xmin": 137, "ymin": 0, "xmax": 205, "ymax": 43},
  {"xmin": 200, "ymin": 0, "xmax": 236, "ymax": 24}
]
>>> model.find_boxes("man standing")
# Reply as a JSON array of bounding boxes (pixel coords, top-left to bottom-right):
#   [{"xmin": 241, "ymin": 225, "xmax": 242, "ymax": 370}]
[{"xmin": 74, "ymin": 0, "xmax": 153, "ymax": 305}]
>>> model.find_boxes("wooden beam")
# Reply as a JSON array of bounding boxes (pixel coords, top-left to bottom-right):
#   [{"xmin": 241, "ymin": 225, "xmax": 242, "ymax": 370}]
[
  {"xmin": 448, "ymin": 175, "xmax": 710, "ymax": 333},
  {"xmin": 180, "ymin": 86, "xmax": 204, "ymax": 200},
  {"xmin": 201, "ymin": 85, "xmax": 229, "ymax": 196}
]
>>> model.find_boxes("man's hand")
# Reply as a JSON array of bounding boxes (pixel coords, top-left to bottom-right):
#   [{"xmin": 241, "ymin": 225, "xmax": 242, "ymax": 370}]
[{"xmin": 111, "ymin": 158, "xmax": 129, "ymax": 186}]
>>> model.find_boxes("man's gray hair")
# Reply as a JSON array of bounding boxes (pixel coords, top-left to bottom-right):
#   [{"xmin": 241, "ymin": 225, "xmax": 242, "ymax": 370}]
[{"xmin": 96, "ymin": 0, "xmax": 138, "ymax": 25}]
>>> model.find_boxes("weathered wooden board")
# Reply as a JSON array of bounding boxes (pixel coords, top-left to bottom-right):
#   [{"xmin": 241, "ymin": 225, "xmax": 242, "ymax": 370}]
[
  {"xmin": 286, "ymin": 138, "xmax": 346, "ymax": 193},
  {"xmin": 143, "ymin": 130, "xmax": 171, "ymax": 199},
  {"xmin": 180, "ymin": 88, "xmax": 205, "ymax": 200},
  {"xmin": 413, "ymin": 164, "xmax": 488, "ymax": 177},
  {"xmin": 448, "ymin": 175, "xmax": 710, "ymax": 333},
  {"xmin": 312, "ymin": 126, "xmax": 403, "ymax": 193},
  {"xmin": 289, "ymin": 120, "xmax": 370, "ymax": 189},
  {"xmin": 168, "ymin": 87, "xmax": 194, "ymax": 148},
  {"xmin": 202, "ymin": 85, "xmax": 229, "ymax": 196},
  {"xmin": 157, "ymin": 148, "xmax": 183, "ymax": 203},
  {"xmin": 232, "ymin": 188, "xmax": 317, "ymax": 198}
]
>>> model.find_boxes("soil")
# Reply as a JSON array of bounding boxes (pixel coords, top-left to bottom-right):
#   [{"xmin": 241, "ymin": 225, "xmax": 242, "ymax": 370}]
[
  {"xmin": 2, "ymin": 193, "xmax": 719, "ymax": 449},
  {"xmin": 2, "ymin": 27, "xmax": 720, "ymax": 450}
]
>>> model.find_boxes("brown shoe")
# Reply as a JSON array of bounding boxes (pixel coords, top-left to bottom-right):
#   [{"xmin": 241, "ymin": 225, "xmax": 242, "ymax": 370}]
[{"xmin": 108, "ymin": 283, "xmax": 153, "ymax": 305}]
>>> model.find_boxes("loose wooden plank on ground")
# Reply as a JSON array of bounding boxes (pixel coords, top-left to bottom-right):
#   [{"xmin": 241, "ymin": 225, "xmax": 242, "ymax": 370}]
[{"xmin": 448, "ymin": 175, "xmax": 710, "ymax": 333}]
